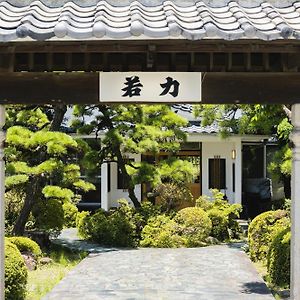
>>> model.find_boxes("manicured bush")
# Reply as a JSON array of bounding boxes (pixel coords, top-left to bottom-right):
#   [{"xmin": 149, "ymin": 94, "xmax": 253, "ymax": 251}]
[
  {"xmin": 77, "ymin": 200, "xmax": 137, "ymax": 247},
  {"xmin": 140, "ymin": 215, "xmax": 186, "ymax": 248},
  {"xmin": 137, "ymin": 201, "xmax": 161, "ymax": 223},
  {"xmin": 76, "ymin": 210, "xmax": 90, "ymax": 239},
  {"xmin": 195, "ymin": 190, "xmax": 242, "ymax": 239},
  {"xmin": 5, "ymin": 239, "xmax": 28, "ymax": 300},
  {"xmin": 63, "ymin": 201, "xmax": 79, "ymax": 228},
  {"xmin": 33, "ymin": 199, "xmax": 64, "ymax": 233},
  {"xmin": 207, "ymin": 209, "xmax": 229, "ymax": 241},
  {"xmin": 195, "ymin": 195, "xmax": 213, "ymax": 211},
  {"xmin": 267, "ymin": 227, "xmax": 290, "ymax": 287},
  {"xmin": 8, "ymin": 236, "xmax": 42, "ymax": 257},
  {"xmin": 106, "ymin": 200, "xmax": 137, "ymax": 247},
  {"xmin": 154, "ymin": 183, "xmax": 193, "ymax": 212},
  {"xmin": 174, "ymin": 207, "xmax": 212, "ymax": 247},
  {"xmin": 5, "ymin": 191, "xmax": 24, "ymax": 235},
  {"xmin": 248, "ymin": 210, "xmax": 290, "ymax": 262}
]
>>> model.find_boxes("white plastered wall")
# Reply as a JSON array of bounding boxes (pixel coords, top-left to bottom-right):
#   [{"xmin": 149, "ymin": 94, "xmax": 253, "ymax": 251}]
[
  {"xmin": 200, "ymin": 138, "xmax": 242, "ymax": 204},
  {"xmin": 106, "ymin": 153, "xmax": 142, "ymax": 208}
]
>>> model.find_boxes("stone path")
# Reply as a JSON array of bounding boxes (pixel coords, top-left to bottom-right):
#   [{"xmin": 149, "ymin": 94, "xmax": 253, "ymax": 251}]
[{"xmin": 44, "ymin": 229, "xmax": 274, "ymax": 300}]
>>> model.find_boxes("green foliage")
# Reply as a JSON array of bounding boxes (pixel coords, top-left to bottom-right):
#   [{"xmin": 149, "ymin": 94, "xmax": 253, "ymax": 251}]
[
  {"xmin": 154, "ymin": 182, "xmax": 193, "ymax": 212},
  {"xmin": 77, "ymin": 200, "xmax": 137, "ymax": 247},
  {"xmin": 33, "ymin": 199, "xmax": 64, "ymax": 234},
  {"xmin": 76, "ymin": 211, "xmax": 90, "ymax": 239},
  {"xmin": 63, "ymin": 202, "xmax": 79, "ymax": 228},
  {"xmin": 140, "ymin": 215, "xmax": 186, "ymax": 248},
  {"xmin": 134, "ymin": 201, "xmax": 162, "ymax": 233},
  {"xmin": 174, "ymin": 207, "xmax": 212, "ymax": 247},
  {"xmin": 5, "ymin": 105, "xmax": 95, "ymax": 235},
  {"xmin": 267, "ymin": 227, "xmax": 290, "ymax": 287},
  {"xmin": 42, "ymin": 186, "xmax": 74, "ymax": 202},
  {"xmin": 207, "ymin": 209, "xmax": 229, "ymax": 241},
  {"xmin": 8, "ymin": 236, "xmax": 42, "ymax": 257},
  {"xmin": 248, "ymin": 210, "xmax": 290, "ymax": 262},
  {"xmin": 195, "ymin": 190, "xmax": 242, "ymax": 241},
  {"xmin": 5, "ymin": 191, "xmax": 24, "ymax": 235},
  {"xmin": 5, "ymin": 239, "xmax": 28, "ymax": 300},
  {"xmin": 158, "ymin": 158, "xmax": 198, "ymax": 186},
  {"xmin": 72, "ymin": 105, "xmax": 191, "ymax": 206}
]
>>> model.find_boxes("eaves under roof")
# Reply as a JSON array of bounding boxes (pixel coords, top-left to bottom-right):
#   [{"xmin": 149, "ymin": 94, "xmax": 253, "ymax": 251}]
[{"xmin": 1, "ymin": 0, "xmax": 300, "ymax": 42}]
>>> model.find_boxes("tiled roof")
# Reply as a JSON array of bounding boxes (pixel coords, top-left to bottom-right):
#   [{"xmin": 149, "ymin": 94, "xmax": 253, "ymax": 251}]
[
  {"xmin": 172, "ymin": 104, "xmax": 221, "ymax": 134},
  {"xmin": 1, "ymin": 0, "xmax": 300, "ymax": 42}
]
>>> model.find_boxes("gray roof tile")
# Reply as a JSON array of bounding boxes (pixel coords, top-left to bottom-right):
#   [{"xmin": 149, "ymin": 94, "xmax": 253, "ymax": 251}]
[{"xmin": 0, "ymin": 0, "xmax": 300, "ymax": 41}]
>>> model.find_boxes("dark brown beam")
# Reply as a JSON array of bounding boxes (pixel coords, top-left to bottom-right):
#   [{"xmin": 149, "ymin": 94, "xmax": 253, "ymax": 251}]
[
  {"xmin": 0, "ymin": 72, "xmax": 299, "ymax": 105},
  {"xmin": 1, "ymin": 40, "xmax": 300, "ymax": 54}
]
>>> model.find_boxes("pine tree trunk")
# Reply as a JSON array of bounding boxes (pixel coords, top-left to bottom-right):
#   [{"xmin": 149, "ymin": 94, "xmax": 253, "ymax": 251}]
[
  {"xmin": 13, "ymin": 179, "xmax": 40, "ymax": 236},
  {"xmin": 115, "ymin": 147, "xmax": 141, "ymax": 208}
]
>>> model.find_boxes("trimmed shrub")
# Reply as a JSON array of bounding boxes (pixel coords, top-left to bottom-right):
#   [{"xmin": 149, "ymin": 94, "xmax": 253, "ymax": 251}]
[
  {"xmin": 248, "ymin": 210, "xmax": 290, "ymax": 262},
  {"xmin": 140, "ymin": 215, "xmax": 186, "ymax": 248},
  {"xmin": 174, "ymin": 207, "xmax": 212, "ymax": 247},
  {"xmin": 207, "ymin": 209, "xmax": 229, "ymax": 241},
  {"xmin": 77, "ymin": 200, "xmax": 137, "ymax": 247},
  {"xmin": 8, "ymin": 236, "xmax": 42, "ymax": 257},
  {"xmin": 5, "ymin": 191, "xmax": 24, "ymax": 235},
  {"xmin": 267, "ymin": 227, "xmax": 290, "ymax": 287},
  {"xmin": 195, "ymin": 195, "xmax": 213, "ymax": 211},
  {"xmin": 107, "ymin": 201, "xmax": 137, "ymax": 247},
  {"xmin": 76, "ymin": 210, "xmax": 90, "ymax": 239},
  {"xmin": 33, "ymin": 199, "xmax": 64, "ymax": 233},
  {"xmin": 63, "ymin": 202, "xmax": 79, "ymax": 228},
  {"xmin": 195, "ymin": 190, "xmax": 242, "ymax": 240},
  {"xmin": 154, "ymin": 183, "xmax": 193, "ymax": 212},
  {"xmin": 5, "ymin": 239, "xmax": 28, "ymax": 300}
]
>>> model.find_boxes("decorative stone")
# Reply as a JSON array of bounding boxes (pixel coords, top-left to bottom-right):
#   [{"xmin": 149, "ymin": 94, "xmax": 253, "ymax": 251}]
[
  {"xmin": 39, "ymin": 257, "xmax": 53, "ymax": 265},
  {"xmin": 54, "ymin": 22, "xmax": 68, "ymax": 38},
  {"xmin": 22, "ymin": 252, "xmax": 37, "ymax": 271},
  {"xmin": 16, "ymin": 25, "xmax": 29, "ymax": 38},
  {"xmin": 93, "ymin": 22, "xmax": 106, "ymax": 38}
]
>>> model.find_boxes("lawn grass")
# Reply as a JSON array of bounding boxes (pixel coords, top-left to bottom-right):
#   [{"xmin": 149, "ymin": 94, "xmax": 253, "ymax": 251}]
[{"xmin": 26, "ymin": 244, "xmax": 87, "ymax": 300}]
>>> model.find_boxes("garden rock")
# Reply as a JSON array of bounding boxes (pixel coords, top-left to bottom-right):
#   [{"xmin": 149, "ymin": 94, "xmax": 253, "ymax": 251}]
[
  {"xmin": 39, "ymin": 257, "xmax": 53, "ymax": 265},
  {"xmin": 21, "ymin": 252, "xmax": 37, "ymax": 271}
]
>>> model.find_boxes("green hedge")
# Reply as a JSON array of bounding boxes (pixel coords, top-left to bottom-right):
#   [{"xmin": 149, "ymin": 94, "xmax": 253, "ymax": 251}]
[
  {"xmin": 267, "ymin": 227, "xmax": 290, "ymax": 287},
  {"xmin": 174, "ymin": 207, "xmax": 212, "ymax": 247},
  {"xmin": 207, "ymin": 209, "xmax": 229, "ymax": 241},
  {"xmin": 140, "ymin": 214, "xmax": 185, "ymax": 248},
  {"xmin": 8, "ymin": 236, "xmax": 42, "ymax": 257},
  {"xmin": 248, "ymin": 210, "xmax": 290, "ymax": 262},
  {"xmin": 5, "ymin": 239, "xmax": 28, "ymax": 300},
  {"xmin": 63, "ymin": 202, "xmax": 78, "ymax": 228},
  {"xmin": 77, "ymin": 200, "xmax": 137, "ymax": 247}
]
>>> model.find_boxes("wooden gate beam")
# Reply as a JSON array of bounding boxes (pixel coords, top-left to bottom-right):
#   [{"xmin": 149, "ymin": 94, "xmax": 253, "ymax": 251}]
[{"xmin": 0, "ymin": 72, "xmax": 300, "ymax": 104}]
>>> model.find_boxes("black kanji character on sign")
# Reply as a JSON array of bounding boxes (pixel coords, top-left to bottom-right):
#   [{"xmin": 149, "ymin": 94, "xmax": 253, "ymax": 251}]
[
  {"xmin": 122, "ymin": 76, "xmax": 143, "ymax": 97},
  {"xmin": 160, "ymin": 77, "xmax": 180, "ymax": 97}
]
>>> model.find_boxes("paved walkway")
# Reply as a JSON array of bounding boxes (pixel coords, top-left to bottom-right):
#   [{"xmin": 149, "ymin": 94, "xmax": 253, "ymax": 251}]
[{"xmin": 44, "ymin": 229, "xmax": 274, "ymax": 300}]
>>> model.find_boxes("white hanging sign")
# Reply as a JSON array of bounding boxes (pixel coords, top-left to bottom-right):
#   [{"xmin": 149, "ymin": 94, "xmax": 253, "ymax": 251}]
[{"xmin": 99, "ymin": 72, "xmax": 201, "ymax": 103}]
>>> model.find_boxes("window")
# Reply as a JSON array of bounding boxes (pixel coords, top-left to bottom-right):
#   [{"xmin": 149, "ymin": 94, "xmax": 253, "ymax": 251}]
[{"xmin": 209, "ymin": 157, "xmax": 226, "ymax": 189}]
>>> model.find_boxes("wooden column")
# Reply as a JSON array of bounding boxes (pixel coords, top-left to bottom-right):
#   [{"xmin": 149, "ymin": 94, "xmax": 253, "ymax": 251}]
[
  {"xmin": 291, "ymin": 103, "xmax": 300, "ymax": 300},
  {"xmin": 0, "ymin": 106, "xmax": 5, "ymax": 300}
]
